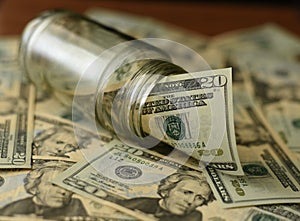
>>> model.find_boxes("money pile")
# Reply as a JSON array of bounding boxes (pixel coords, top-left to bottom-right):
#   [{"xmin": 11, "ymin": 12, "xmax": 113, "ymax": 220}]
[{"xmin": 0, "ymin": 8, "xmax": 300, "ymax": 221}]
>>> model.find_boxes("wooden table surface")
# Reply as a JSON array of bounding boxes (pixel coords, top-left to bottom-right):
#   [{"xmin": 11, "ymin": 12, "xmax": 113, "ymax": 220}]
[{"xmin": 0, "ymin": 0, "xmax": 299, "ymax": 37}]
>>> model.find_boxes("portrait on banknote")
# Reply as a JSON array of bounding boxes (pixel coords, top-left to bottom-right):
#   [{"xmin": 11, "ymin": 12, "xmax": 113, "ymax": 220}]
[
  {"xmin": 0, "ymin": 160, "xmax": 89, "ymax": 219},
  {"xmin": 119, "ymin": 170, "xmax": 215, "ymax": 221},
  {"xmin": 32, "ymin": 126, "xmax": 91, "ymax": 158},
  {"xmin": 53, "ymin": 140, "xmax": 220, "ymax": 221},
  {"xmin": 32, "ymin": 114, "xmax": 111, "ymax": 160}
]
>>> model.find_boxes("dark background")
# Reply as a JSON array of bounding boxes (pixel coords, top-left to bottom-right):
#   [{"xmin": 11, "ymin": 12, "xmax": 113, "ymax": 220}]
[{"xmin": 0, "ymin": 0, "xmax": 299, "ymax": 37}]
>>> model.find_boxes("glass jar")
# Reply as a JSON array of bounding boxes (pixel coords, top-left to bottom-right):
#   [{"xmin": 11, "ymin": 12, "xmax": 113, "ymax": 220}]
[{"xmin": 19, "ymin": 9, "xmax": 210, "ymax": 149}]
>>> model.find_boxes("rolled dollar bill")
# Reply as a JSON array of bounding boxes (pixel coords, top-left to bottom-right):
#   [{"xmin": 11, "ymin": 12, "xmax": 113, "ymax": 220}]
[{"xmin": 136, "ymin": 68, "xmax": 242, "ymax": 174}]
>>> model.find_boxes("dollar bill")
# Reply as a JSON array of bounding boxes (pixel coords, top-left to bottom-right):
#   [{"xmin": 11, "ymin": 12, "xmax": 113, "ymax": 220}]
[
  {"xmin": 243, "ymin": 60, "xmax": 300, "ymax": 151},
  {"xmin": 228, "ymin": 51, "xmax": 300, "ymax": 152},
  {"xmin": 0, "ymin": 159, "xmax": 135, "ymax": 221},
  {"xmin": 209, "ymin": 23, "xmax": 300, "ymax": 61},
  {"xmin": 52, "ymin": 139, "xmax": 217, "ymax": 221},
  {"xmin": 82, "ymin": 10, "xmax": 241, "ymax": 174},
  {"xmin": 52, "ymin": 139, "xmax": 300, "ymax": 221},
  {"xmin": 265, "ymin": 101, "xmax": 300, "ymax": 152},
  {"xmin": 254, "ymin": 204, "xmax": 300, "ymax": 221},
  {"xmin": 32, "ymin": 114, "xmax": 112, "ymax": 162},
  {"xmin": 0, "ymin": 63, "xmax": 35, "ymax": 168},
  {"xmin": 95, "ymin": 64, "xmax": 242, "ymax": 174},
  {"xmin": 203, "ymin": 203, "xmax": 300, "ymax": 221},
  {"xmin": 209, "ymin": 23, "xmax": 300, "ymax": 152},
  {"xmin": 205, "ymin": 105, "xmax": 300, "ymax": 208},
  {"xmin": 0, "ymin": 163, "xmax": 298, "ymax": 220},
  {"xmin": 140, "ymin": 68, "xmax": 243, "ymax": 175}
]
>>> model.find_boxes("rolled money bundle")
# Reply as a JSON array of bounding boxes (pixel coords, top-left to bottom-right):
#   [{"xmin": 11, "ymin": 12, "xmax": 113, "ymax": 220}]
[{"xmin": 139, "ymin": 68, "xmax": 241, "ymax": 173}]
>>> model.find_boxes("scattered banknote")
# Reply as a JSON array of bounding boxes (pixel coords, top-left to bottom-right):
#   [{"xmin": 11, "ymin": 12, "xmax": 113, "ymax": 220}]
[
  {"xmin": 265, "ymin": 101, "xmax": 300, "ymax": 152},
  {"xmin": 210, "ymin": 24, "xmax": 300, "ymax": 153},
  {"xmin": 205, "ymin": 105, "xmax": 300, "ymax": 208},
  {"xmin": 243, "ymin": 60, "xmax": 300, "ymax": 151},
  {"xmin": 0, "ymin": 159, "xmax": 135, "ymax": 221},
  {"xmin": 53, "ymin": 138, "xmax": 300, "ymax": 221},
  {"xmin": 0, "ymin": 51, "xmax": 35, "ymax": 168},
  {"xmin": 32, "ymin": 114, "xmax": 112, "ymax": 162},
  {"xmin": 203, "ymin": 203, "xmax": 300, "ymax": 221},
  {"xmin": 209, "ymin": 23, "xmax": 300, "ymax": 61},
  {"xmin": 52, "ymin": 139, "xmax": 217, "ymax": 221}
]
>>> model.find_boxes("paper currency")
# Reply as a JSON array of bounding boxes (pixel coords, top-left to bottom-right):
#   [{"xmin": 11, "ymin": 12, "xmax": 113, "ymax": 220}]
[
  {"xmin": 210, "ymin": 24, "xmax": 300, "ymax": 153},
  {"xmin": 53, "ymin": 139, "xmax": 300, "ymax": 221},
  {"xmin": 244, "ymin": 60, "xmax": 300, "ymax": 151},
  {"xmin": 53, "ymin": 139, "xmax": 217, "ymax": 221},
  {"xmin": 0, "ymin": 60, "xmax": 35, "ymax": 168},
  {"xmin": 0, "ymin": 159, "xmax": 135, "ymax": 221},
  {"xmin": 140, "ymin": 68, "xmax": 243, "ymax": 175},
  {"xmin": 97, "ymin": 63, "xmax": 242, "ymax": 174},
  {"xmin": 202, "ymin": 203, "xmax": 300, "ymax": 221},
  {"xmin": 1, "ymin": 6, "xmax": 300, "ymax": 220},
  {"xmin": 210, "ymin": 23, "xmax": 300, "ymax": 61},
  {"xmin": 205, "ymin": 105, "xmax": 300, "ymax": 208},
  {"xmin": 32, "ymin": 114, "xmax": 112, "ymax": 162},
  {"xmin": 265, "ymin": 101, "xmax": 300, "ymax": 152},
  {"xmin": 232, "ymin": 54, "xmax": 300, "ymax": 151}
]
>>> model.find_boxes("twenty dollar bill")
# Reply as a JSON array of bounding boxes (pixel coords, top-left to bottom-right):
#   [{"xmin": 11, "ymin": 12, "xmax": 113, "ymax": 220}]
[
  {"xmin": 205, "ymin": 105, "xmax": 300, "ymax": 208},
  {"xmin": 0, "ymin": 63, "xmax": 35, "ymax": 168},
  {"xmin": 53, "ymin": 140, "xmax": 215, "ymax": 221},
  {"xmin": 142, "ymin": 68, "xmax": 243, "ymax": 175}
]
